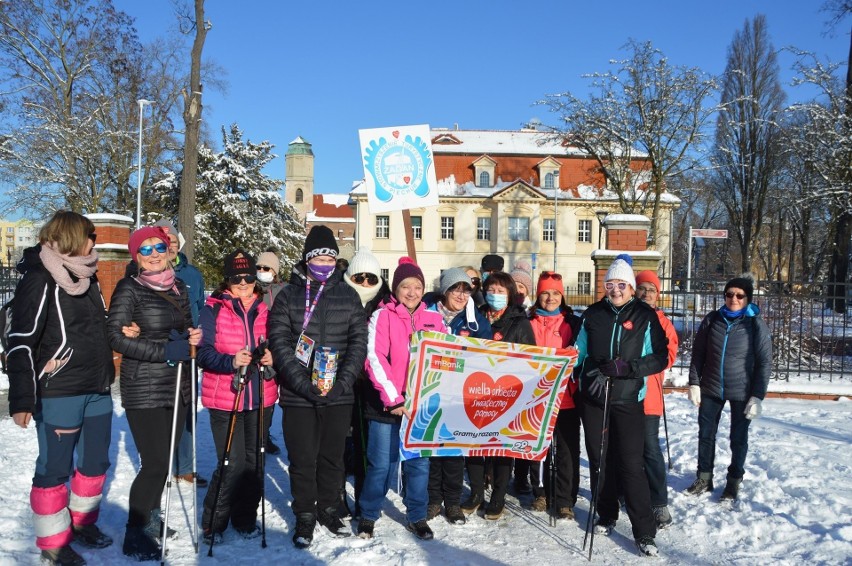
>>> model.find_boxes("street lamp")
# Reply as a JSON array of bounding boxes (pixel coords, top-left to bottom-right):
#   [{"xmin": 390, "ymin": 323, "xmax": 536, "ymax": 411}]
[
  {"xmin": 552, "ymin": 170, "xmax": 560, "ymax": 272},
  {"xmin": 136, "ymin": 99, "xmax": 155, "ymax": 229},
  {"xmin": 595, "ymin": 210, "xmax": 609, "ymax": 250}
]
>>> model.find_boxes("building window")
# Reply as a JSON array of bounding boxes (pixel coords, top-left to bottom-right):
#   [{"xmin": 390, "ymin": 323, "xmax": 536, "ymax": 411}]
[
  {"xmin": 578, "ymin": 219, "xmax": 592, "ymax": 243},
  {"xmin": 376, "ymin": 215, "xmax": 389, "ymax": 239},
  {"xmin": 544, "ymin": 173, "xmax": 555, "ymax": 189},
  {"xmin": 578, "ymin": 272, "xmax": 591, "ymax": 295},
  {"xmin": 478, "ymin": 171, "xmax": 490, "ymax": 188},
  {"xmin": 411, "ymin": 216, "xmax": 422, "ymax": 239},
  {"xmin": 441, "ymin": 216, "xmax": 455, "ymax": 240},
  {"xmin": 6, "ymin": 227, "xmax": 13, "ymax": 233},
  {"xmin": 477, "ymin": 217, "xmax": 491, "ymax": 241},
  {"xmin": 381, "ymin": 269, "xmax": 389, "ymax": 282},
  {"xmin": 542, "ymin": 218, "xmax": 555, "ymax": 242},
  {"xmin": 508, "ymin": 217, "xmax": 530, "ymax": 241},
  {"xmin": 295, "ymin": 188, "xmax": 303, "ymax": 203}
]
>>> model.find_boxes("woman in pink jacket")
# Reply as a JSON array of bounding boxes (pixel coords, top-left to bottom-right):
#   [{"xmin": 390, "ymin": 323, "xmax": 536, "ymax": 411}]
[
  {"xmin": 357, "ymin": 258, "xmax": 447, "ymax": 541},
  {"xmin": 197, "ymin": 250, "xmax": 276, "ymax": 544}
]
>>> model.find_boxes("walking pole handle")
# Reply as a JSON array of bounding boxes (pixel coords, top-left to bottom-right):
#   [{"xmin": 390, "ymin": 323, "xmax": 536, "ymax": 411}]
[{"xmin": 190, "ymin": 344, "xmax": 197, "ymax": 359}]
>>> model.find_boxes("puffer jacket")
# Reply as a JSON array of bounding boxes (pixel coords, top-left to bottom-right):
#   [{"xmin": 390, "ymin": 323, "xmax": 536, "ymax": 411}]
[
  {"xmin": 268, "ymin": 264, "xmax": 367, "ymax": 408},
  {"xmin": 364, "ymin": 296, "xmax": 446, "ymax": 423},
  {"xmin": 107, "ymin": 274, "xmax": 193, "ymax": 409},
  {"xmin": 688, "ymin": 303, "xmax": 772, "ymax": 402},
  {"xmin": 424, "ymin": 295, "xmax": 493, "ymax": 339},
  {"xmin": 530, "ymin": 308, "xmax": 579, "ymax": 409},
  {"xmin": 198, "ymin": 291, "xmax": 277, "ymax": 412},
  {"xmin": 644, "ymin": 309, "xmax": 679, "ymax": 416},
  {"xmin": 574, "ymin": 297, "xmax": 669, "ymax": 406},
  {"xmin": 7, "ymin": 245, "xmax": 114, "ymax": 414},
  {"xmin": 483, "ymin": 303, "xmax": 535, "ymax": 346}
]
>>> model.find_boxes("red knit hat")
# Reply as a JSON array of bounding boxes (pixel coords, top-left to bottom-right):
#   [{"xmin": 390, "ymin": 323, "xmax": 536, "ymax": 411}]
[
  {"xmin": 128, "ymin": 226, "xmax": 169, "ymax": 256},
  {"xmin": 635, "ymin": 270, "xmax": 662, "ymax": 292},
  {"xmin": 392, "ymin": 256, "xmax": 424, "ymax": 292},
  {"xmin": 536, "ymin": 271, "xmax": 564, "ymax": 297}
]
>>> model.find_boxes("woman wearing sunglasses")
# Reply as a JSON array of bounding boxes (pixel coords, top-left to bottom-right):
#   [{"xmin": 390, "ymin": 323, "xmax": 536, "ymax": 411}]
[
  {"xmin": 573, "ymin": 254, "xmax": 668, "ymax": 557},
  {"xmin": 107, "ymin": 226, "xmax": 202, "ymax": 560},
  {"xmin": 196, "ymin": 250, "xmax": 276, "ymax": 544},
  {"xmin": 686, "ymin": 276, "xmax": 771, "ymax": 502}
]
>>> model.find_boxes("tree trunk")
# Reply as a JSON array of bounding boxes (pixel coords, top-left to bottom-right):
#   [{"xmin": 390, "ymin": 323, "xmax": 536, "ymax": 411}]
[{"xmin": 178, "ymin": 0, "xmax": 208, "ymax": 263}]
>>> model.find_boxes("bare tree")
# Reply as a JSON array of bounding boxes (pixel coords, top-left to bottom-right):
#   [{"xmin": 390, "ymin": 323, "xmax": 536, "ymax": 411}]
[{"xmin": 712, "ymin": 14, "xmax": 786, "ymax": 274}]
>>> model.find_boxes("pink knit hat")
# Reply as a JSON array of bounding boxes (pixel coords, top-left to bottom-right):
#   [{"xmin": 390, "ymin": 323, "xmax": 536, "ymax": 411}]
[{"xmin": 128, "ymin": 226, "xmax": 169, "ymax": 256}]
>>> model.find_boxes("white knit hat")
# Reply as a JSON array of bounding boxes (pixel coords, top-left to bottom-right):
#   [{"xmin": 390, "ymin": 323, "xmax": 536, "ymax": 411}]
[
  {"xmin": 605, "ymin": 254, "xmax": 636, "ymax": 289},
  {"xmin": 346, "ymin": 247, "xmax": 382, "ymax": 278}
]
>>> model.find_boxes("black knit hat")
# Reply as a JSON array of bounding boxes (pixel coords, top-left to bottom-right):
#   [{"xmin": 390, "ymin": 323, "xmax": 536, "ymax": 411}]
[
  {"xmin": 725, "ymin": 276, "xmax": 754, "ymax": 303},
  {"xmin": 303, "ymin": 225, "xmax": 339, "ymax": 262},
  {"xmin": 481, "ymin": 254, "xmax": 504, "ymax": 272},
  {"xmin": 224, "ymin": 249, "xmax": 256, "ymax": 279}
]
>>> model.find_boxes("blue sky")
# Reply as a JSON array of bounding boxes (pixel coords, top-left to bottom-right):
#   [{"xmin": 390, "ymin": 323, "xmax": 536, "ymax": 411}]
[{"xmin": 114, "ymin": 0, "xmax": 849, "ymax": 196}]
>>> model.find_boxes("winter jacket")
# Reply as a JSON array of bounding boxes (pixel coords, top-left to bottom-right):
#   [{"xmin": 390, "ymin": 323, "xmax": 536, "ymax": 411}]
[
  {"xmin": 125, "ymin": 252, "xmax": 205, "ymax": 325},
  {"xmin": 364, "ymin": 296, "xmax": 446, "ymax": 423},
  {"xmin": 483, "ymin": 304, "xmax": 536, "ymax": 346},
  {"xmin": 107, "ymin": 275, "xmax": 193, "ymax": 409},
  {"xmin": 574, "ymin": 297, "xmax": 669, "ymax": 406},
  {"xmin": 259, "ymin": 281, "xmax": 284, "ymax": 310},
  {"xmin": 644, "ymin": 309, "xmax": 679, "ymax": 416},
  {"xmin": 268, "ymin": 264, "xmax": 368, "ymax": 408},
  {"xmin": 530, "ymin": 308, "xmax": 580, "ymax": 409},
  {"xmin": 688, "ymin": 303, "xmax": 772, "ymax": 402},
  {"xmin": 7, "ymin": 245, "xmax": 114, "ymax": 415},
  {"xmin": 198, "ymin": 291, "xmax": 277, "ymax": 412},
  {"xmin": 424, "ymin": 294, "xmax": 493, "ymax": 340}
]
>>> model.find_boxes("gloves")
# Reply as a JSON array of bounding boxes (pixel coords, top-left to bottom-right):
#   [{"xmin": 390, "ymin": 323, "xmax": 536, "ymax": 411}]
[
  {"xmin": 599, "ymin": 358, "xmax": 632, "ymax": 378},
  {"xmin": 164, "ymin": 329, "xmax": 191, "ymax": 362},
  {"xmin": 688, "ymin": 385, "xmax": 701, "ymax": 407},
  {"xmin": 744, "ymin": 396, "xmax": 762, "ymax": 420},
  {"xmin": 585, "ymin": 369, "xmax": 609, "ymax": 398},
  {"xmin": 310, "ymin": 385, "xmax": 329, "ymax": 405},
  {"xmin": 323, "ymin": 381, "xmax": 346, "ymax": 403}
]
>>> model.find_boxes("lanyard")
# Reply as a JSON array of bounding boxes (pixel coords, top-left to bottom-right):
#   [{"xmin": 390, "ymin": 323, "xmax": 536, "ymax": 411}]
[{"xmin": 302, "ymin": 281, "xmax": 326, "ymax": 332}]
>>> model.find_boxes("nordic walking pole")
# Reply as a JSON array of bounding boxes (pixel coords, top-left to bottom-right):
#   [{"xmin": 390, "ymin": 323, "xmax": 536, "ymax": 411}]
[
  {"xmin": 661, "ymin": 380, "xmax": 671, "ymax": 470},
  {"xmin": 256, "ymin": 336, "xmax": 269, "ymax": 549},
  {"xmin": 207, "ymin": 357, "xmax": 248, "ymax": 557},
  {"xmin": 583, "ymin": 375, "xmax": 613, "ymax": 561},
  {"xmin": 161, "ymin": 360, "xmax": 184, "ymax": 565},
  {"xmin": 190, "ymin": 344, "xmax": 199, "ymax": 552},
  {"xmin": 548, "ymin": 434, "xmax": 558, "ymax": 527}
]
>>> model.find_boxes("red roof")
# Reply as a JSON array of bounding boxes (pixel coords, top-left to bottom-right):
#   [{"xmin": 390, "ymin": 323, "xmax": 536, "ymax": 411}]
[{"xmin": 312, "ymin": 195, "xmax": 353, "ymax": 219}]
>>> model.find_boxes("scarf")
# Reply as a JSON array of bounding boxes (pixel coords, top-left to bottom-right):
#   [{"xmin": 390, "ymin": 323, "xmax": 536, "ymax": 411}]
[
  {"xmin": 39, "ymin": 242, "xmax": 98, "ymax": 296},
  {"xmin": 437, "ymin": 301, "xmax": 462, "ymax": 327},
  {"xmin": 135, "ymin": 268, "xmax": 179, "ymax": 294},
  {"xmin": 343, "ymin": 274, "xmax": 382, "ymax": 307},
  {"xmin": 720, "ymin": 305, "xmax": 744, "ymax": 319},
  {"xmin": 535, "ymin": 307, "xmax": 562, "ymax": 317}
]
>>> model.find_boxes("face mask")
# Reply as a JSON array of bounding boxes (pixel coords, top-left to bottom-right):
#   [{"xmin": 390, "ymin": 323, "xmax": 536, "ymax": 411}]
[
  {"xmin": 307, "ymin": 263, "xmax": 335, "ymax": 282},
  {"xmin": 486, "ymin": 293, "xmax": 508, "ymax": 310},
  {"xmin": 257, "ymin": 271, "xmax": 274, "ymax": 284}
]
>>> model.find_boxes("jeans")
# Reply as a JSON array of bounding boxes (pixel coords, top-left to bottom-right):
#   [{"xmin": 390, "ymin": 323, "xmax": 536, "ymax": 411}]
[
  {"xmin": 697, "ymin": 395, "xmax": 751, "ymax": 480},
  {"xmin": 360, "ymin": 419, "xmax": 429, "ymax": 523},
  {"xmin": 643, "ymin": 415, "xmax": 667, "ymax": 507}
]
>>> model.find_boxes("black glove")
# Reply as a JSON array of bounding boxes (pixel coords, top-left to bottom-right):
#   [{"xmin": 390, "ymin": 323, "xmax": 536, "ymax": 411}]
[
  {"xmin": 251, "ymin": 340, "xmax": 268, "ymax": 364},
  {"xmin": 310, "ymin": 385, "xmax": 329, "ymax": 405},
  {"xmin": 599, "ymin": 358, "xmax": 632, "ymax": 378},
  {"xmin": 164, "ymin": 329, "xmax": 190, "ymax": 362},
  {"xmin": 324, "ymin": 381, "xmax": 346, "ymax": 402},
  {"xmin": 585, "ymin": 369, "xmax": 609, "ymax": 398}
]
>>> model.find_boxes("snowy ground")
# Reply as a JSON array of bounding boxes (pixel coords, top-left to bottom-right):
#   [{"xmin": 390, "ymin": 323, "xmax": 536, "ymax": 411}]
[{"xmin": 0, "ymin": 376, "xmax": 850, "ymax": 565}]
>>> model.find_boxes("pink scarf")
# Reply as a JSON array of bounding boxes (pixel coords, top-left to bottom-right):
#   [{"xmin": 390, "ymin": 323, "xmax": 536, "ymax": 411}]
[
  {"xmin": 135, "ymin": 268, "xmax": 179, "ymax": 295},
  {"xmin": 39, "ymin": 243, "xmax": 98, "ymax": 296}
]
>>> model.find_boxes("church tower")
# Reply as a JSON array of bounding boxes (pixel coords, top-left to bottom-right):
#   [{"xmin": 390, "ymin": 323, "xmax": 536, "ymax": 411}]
[{"xmin": 284, "ymin": 136, "xmax": 314, "ymax": 223}]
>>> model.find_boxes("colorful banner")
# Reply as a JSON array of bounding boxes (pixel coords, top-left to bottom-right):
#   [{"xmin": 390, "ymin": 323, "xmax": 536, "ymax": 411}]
[
  {"xmin": 401, "ymin": 331, "xmax": 578, "ymax": 461},
  {"xmin": 358, "ymin": 124, "xmax": 439, "ymax": 214}
]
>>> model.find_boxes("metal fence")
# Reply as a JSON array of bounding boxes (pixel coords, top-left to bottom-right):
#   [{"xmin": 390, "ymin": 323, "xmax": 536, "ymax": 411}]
[{"xmin": 566, "ymin": 279, "xmax": 852, "ymax": 382}]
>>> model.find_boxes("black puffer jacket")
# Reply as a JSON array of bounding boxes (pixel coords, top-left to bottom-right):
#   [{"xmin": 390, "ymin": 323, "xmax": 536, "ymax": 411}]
[
  {"xmin": 7, "ymin": 245, "xmax": 113, "ymax": 414},
  {"xmin": 107, "ymin": 275, "xmax": 192, "ymax": 409},
  {"xmin": 268, "ymin": 264, "xmax": 367, "ymax": 408},
  {"xmin": 483, "ymin": 303, "xmax": 536, "ymax": 346},
  {"xmin": 688, "ymin": 304, "xmax": 772, "ymax": 402},
  {"xmin": 575, "ymin": 297, "xmax": 669, "ymax": 406}
]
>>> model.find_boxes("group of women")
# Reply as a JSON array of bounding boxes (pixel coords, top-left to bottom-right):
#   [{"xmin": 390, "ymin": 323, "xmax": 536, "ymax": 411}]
[{"xmin": 7, "ymin": 213, "xmax": 772, "ymax": 563}]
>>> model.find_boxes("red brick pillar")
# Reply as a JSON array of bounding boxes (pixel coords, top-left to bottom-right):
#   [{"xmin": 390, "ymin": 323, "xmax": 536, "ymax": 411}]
[{"xmin": 591, "ymin": 215, "xmax": 662, "ymax": 297}]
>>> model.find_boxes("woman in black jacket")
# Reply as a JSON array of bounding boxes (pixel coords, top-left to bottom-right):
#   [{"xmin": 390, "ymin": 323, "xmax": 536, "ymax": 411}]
[
  {"xmin": 461, "ymin": 271, "xmax": 535, "ymax": 521},
  {"xmin": 8, "ymin": 211, "xmax": 114, "ymax": 566},
  {"xmin": 107, "ymin": 226, "xmax": 201, "ymax": 561},
  {"xmin": 267, "ymin": 226, "xmax": 368, "ymax": 549}
]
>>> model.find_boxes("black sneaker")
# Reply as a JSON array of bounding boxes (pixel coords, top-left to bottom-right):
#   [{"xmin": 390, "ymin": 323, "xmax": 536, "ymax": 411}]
[
  {"xmin": 72, "ymin": 523, "xmax": 113, "ymax": 548},
  {"xmin": 265, "ymin": 437, "xmax": 282, "ymax": 456},
  {"xmin": 594, "ymin": 516, "xmax": 616, "ymax": 536},
  {"xmin": 202, "ymin": 529, "xmax": 223, "ymax": 546},
  {"xmin": 720, "ymin": 478, "xmax": 742, "ymax": 501},
  {"xmin": 483, "ymin": 500, "xmax": 505, "ymax": 520},
  {"xmin": 636, "ymin": 535, "xmax": 659, "ymax": 557},
  {"xmin": 317, "ymin": 506, "xmax": 351, "ymax": 537},
  {"xmin": 40, "ymin": 545, "xmax": 85, "ymax": 566},
  {"xmin": 122, "ymin": 526, "xmax": 161, "ymax": 561},
  {"xmin": 357, "ymin": 518, "xmax": 375, "ymax": 539},
  {"xmin": 653, "ymin": 505, "xmax": 673, "ymax": 529},
  {"xmin": 686, "ymin": 475, "xmax": 714, "ymax": 495},
  {"xmin": 292, "ymin": 513, "xmax": 316, "ymax": 549},
  {"xmin": 460, "ymin": 492, "xmax": 484, "ymax": 515},
  {"xmin": 445, "ymin": 505, "xmax": 466, "ymax": 525},
  {"xmin": 406, "ymin": 519, "xmax": 434, "ymax": 540},
  {"xmin": 426, "ymin": 503, "xmax": 443, "ymax": 521}
]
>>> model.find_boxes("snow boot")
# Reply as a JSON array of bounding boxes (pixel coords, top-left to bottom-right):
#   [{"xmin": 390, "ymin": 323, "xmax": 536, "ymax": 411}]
[
  {"xmin": 720, "ymin": 477, "xmax": 742, "ymax": 501},
  {"xmin": 406, "ymin": 519, "xmax": 434, "ymax": 540},
  {"xmin": 318, "ymin": 505, "xmax": 351, "ymax": 537},
  {"xmin": 144, "ymin": 509, "xmax": 176, "ymax": 543},
  {"xmin": 40, "ymin": 545, "xmax": 86, "ymax": 566},
  {"xmin": 445, "ymin": 505, "xmax": 466, "ymax": 525},
  {"xmin": 122, "ymin": 525, "xmax": 161, "ymax": 561},
  {"xmin": 484, "ymin": 499, "xmax": 505, "ymax": 520},
  {"xmin": 72, "ymin": 523, "xmax": 113, "ymax": 548},
  {"xmin": 653, "ymin": 505, "xmax": 673, "ymax": 529},
  {"xmin": 686, "ymin": 472, "xmax": 714, "ymax": 495},
  {"xmin": 357, "ymin": 518, "xmax": 375, "ymax": 539},
  {"xmin": 594, "ymin": 516, "xmax": 616, "ymax": 535},
  {"xmin": 292, "ymin": 512, "xmax": 316, "ymax": 549},
  {"xmin": 530, "ymin": 496, "xmax": 548, "ymax": 512},
  {"xmin": 460, "ymin": 492, "xmax": 484, "ymax": 515},
  {"xmin": 202, "ymin": 529, "xmax": 223, "ymax": 546},
  {"xmin": 557, "ymin": 506, "xmax": 575, "ymax": 520},
  {"xmin": 234, "ymin": 523, "xmax": 261, "ymax": 539},
  {"xmin": 636, "ymin": 535, "xmax": 659, "ymax": 557},
  {"xmin": 426, "ymin": 503, "xmax": 443, "ymax": 521}
]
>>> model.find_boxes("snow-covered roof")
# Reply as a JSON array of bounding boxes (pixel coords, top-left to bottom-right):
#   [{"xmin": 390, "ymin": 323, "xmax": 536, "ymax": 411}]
[
  {"xmin": 318, "ymin": 193, "xmax": 350, "ymax": 207},
  {"xmin": 430, "ymin": 128, "xmax": 647, "ymax": 158}
]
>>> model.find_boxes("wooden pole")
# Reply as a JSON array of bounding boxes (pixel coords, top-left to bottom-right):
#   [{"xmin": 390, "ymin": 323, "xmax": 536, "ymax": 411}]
[{"xmin": 401, "ymin": 209, "xmax": 417, "ymax": 262}]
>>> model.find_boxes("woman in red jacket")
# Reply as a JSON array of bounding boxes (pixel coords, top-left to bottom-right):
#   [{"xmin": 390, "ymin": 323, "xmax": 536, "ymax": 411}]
[{"xmin": 528, "ymin": 271, "xmax": 582, "ymax": 520}]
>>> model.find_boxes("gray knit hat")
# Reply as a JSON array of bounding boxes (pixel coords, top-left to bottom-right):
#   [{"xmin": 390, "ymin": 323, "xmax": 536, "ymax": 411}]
[{"xmin": 440, "ymin": 267, "xmax": 472, "ymax": 295}]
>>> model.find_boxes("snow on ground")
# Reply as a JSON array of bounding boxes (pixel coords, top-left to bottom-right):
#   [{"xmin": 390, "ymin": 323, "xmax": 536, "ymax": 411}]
[{"xmin": 0, "ymin": 378, "xmax": 850, "ymax": 565}]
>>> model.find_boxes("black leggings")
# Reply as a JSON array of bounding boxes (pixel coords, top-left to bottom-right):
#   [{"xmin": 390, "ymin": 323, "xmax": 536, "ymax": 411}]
[{"xmin": 126, "ymin": 403, "xmax": 188, "ymax": 527}]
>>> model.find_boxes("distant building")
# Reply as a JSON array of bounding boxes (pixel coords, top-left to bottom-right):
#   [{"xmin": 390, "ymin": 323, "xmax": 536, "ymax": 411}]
[
  {"xmin": 284, "ymin": 136, "xmax": 315, "ymax": 223},
  {"xmin": 0, "ymin": 219, "xmax": 39, "ymax": 266}
]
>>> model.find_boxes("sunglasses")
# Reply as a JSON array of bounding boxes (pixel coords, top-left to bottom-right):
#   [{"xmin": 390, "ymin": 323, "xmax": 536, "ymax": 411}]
[
  {"xmin": 351, "ymin": 273, "xmax": 379, "ymax": 285},
  {"xmin": 725, "ymin": 292, "xmax": 746, "ymax": 300},
  {"xmin": 257, "ymin": 265, "xmax": 274, "ymax": 272},
  {"xmin": 138, "ymin": 242, "xmax": 168, "ymax": 256},
  {"xmin": 540, "ymin": 272, "xmax": 562, "ymax": 281},
  {"xmin": 470, "ymin": 277, "xmax": 481, "ymax": 287},
  {"xmin": 88, "ymin": 232, "xmax": 97, "ymax": 243},
  {"xmin": 229, "ymin": 274, "xmax": 257, "ymax": 285},
  {"xmin": 604, "ymin": 282, "xmax": 628, "ymax": 291}
]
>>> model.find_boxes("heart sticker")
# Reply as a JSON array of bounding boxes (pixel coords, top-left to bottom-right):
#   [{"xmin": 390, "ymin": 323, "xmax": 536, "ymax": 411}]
[
  {"xmin": 463, "ymin": 371, "xmax": 524, "ymax": 429},
  {"xmin": 392, "ymin": 130, "xmax": 400, "ymax": 138},
  {"xmin": 403, "ymin": 176, "xmax": 411, "ymax": 184}
]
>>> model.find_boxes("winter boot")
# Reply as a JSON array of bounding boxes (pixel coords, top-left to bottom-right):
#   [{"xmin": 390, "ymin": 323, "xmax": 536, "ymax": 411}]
[
  {"xmin": 720, "ymin": 477, "xmax": 742, "ymax": 501},
  {"xmin": 201, "ymin": 529, "xmax": 223, "ymax": 546},
  {"xmin": 653, "ymin": 505, "xmax": 673, "ymax": 529},
  {"xmin": 594, "ymin": 516, "xmax": 616, "ymax": 536},
  {"xmin": 460, "ymin": 492, "xmax": 484, "ymax": 515},
  {"xmin": 318, "ymin": 505, "xmax": 351, "ymax": 537},
  {"xmin": 426, "ymin": 503, "xmax": 443, "ymax": 521},
  {"xmin": 445, "ymin": 505, "xmax": 466, "ymax": 525},
  {"xmin": 636, "ymin": 535, "xmax": 659, "ymax": 557},
  {"xmin": 40, "ymin": 545, "xmax": 86, "ymax": 566},
  {"xmin": 122, "ymin": 525, "xmax": 161, "ymax": 561},
  {"xmin": 557, "ymin": 506, "xmax": 575, "ymax": 520},
  {"xmin": 406, "ymin": 519, "xmax": 434, "ymax": 540},
  {"xmin": 686, "ymin": 472, "xmax": 714, "ymax": 495},
  {"xmin": 72, "ymin": 523, "xmax": 113, "ymax": 548},
  {"xmin": 292, "ymin": 513, "xmax": 317, "ymax": 549},
  {"xmin": 483, "ymin": 499, "xmax": 505, "ymax": 520},
  {"xmin": 234, "ymin": 524, "xmax": 261, "ymax": 539},
  {"xmin": 530, "ymin": 496, "xmax": 548, "ymax": 512},
  {"xmin": 144, "ymin": 509, "xmax": 176, "ymax": 543},
  {"xmin": 357, "ymin": 518, "xmax": 375, "ymax": 539}
]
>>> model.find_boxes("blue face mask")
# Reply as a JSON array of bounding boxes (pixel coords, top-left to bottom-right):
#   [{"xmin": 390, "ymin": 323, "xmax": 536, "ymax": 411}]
[
  {"xmin": 486, "ymin": 292, "xmax": 508, "ymax": 310},
  {"xmin": 307, "ymin": 263, "xmax": 335, "ymax": 282}
]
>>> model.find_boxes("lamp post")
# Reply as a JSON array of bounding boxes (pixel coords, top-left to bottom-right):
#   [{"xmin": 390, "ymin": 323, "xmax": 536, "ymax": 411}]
[
  {"xmin": 553, "ymin": 170, "xmax": 560, "ymax": 272},
  {"xmin": 595, "ymin": 210, "xmax": 608, "ymax": 250},
  {"xmin": 136, "ymin": 99, "xmax": 155, "ymax": 229}
]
